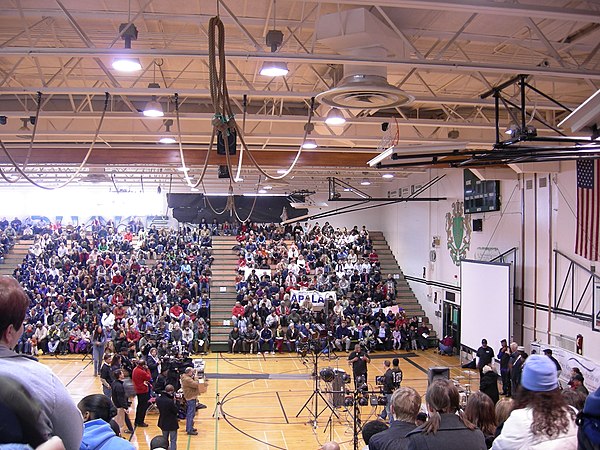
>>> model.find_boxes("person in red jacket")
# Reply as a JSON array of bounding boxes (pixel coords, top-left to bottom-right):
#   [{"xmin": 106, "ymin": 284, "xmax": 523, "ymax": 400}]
[
  {"xmin": 132, "ymin": 359, "xmax": 152, "ymax": 427},
  {"xmin": 169, "ymin": 303, "xmax": 184, "ymax": 322},
  {"xmin": 231, "ymin": 301, "xmax": 245, "ymax": 324}
]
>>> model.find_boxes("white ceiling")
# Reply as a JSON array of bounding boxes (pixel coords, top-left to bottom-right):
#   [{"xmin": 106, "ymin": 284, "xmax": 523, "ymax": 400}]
[{"xmin": 0, "ymin": 0, "xmax": 599, "ymax": 195}]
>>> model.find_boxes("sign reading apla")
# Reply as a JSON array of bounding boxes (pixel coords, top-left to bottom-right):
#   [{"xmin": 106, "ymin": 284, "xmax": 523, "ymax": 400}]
[{"xmin": 290, "ymin": 289, "xmax": 337, "ymax": 306}]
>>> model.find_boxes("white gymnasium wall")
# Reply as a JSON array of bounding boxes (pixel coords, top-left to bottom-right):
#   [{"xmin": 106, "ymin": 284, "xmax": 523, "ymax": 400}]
[
  {"xmin": 361, "ymin": 163, "xmax": 599, "ymax": 363},
  {"xmin": 0, "ymin": 186, "xmax": 167, "ymax": 220}
]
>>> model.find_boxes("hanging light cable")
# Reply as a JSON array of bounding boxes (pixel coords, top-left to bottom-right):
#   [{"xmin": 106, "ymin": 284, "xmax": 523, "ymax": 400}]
[
  {"xmin": 143, "ymin": 60, "xmax": 164, "ymax": 117},
  {"xmin": 260, "ymin": 0, "xmax": 288, "ymax": 77}
]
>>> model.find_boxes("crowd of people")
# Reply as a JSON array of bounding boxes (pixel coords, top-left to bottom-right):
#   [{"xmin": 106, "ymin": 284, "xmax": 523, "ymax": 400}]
[
  {"xmin": 361, "ymin": 351, "xmax": 600, "ymax": 450},
  {"xmin": 0, "ymin": 218, "xmax": 215, "ymax": 448},
  {"xmin": 227, "ymin": 221, "xmax": 433, "ymax": 356},
  {"xmin": 8, "ymin": 221, "xmax": 213, "ymax": 365},
  {"xmin": 3, "ymin": 216, "xmax": 600, "ymax": 450}
]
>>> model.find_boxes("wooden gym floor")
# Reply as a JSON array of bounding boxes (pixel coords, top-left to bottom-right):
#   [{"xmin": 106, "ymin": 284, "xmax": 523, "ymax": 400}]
[{"xmin": 44, "ymin": 349, "xmax": 477, "ymax": 450}]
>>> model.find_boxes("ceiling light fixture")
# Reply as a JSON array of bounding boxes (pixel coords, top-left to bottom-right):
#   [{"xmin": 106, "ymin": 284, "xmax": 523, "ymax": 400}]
[
  {"xmin": 260, "ymin": 61, "xmax": 289, "ymax": 77},
  {"xmin": 276, "ymin": 169, "xmax": 287, "ymax": 174},
  {"xmin": 325, "ymin": 108, "xmax": 346, "ymax": 125},
  {"xmin": 18, "ymin": 118, "xmax": 30, "ymax": 132},
  {"xmin": 505, "ymin": 123, "xmax": 519, "ymax": 135},
  {"xmin": 259, "ymin": 1, "xmax": 288, "ymax": 77},
  {"xmin": 144, "ymin": 62, "xmax": 164, "ymax": 117},
  {"xmin": 159, "ymin": 119, "xmax": 176, "ymax": 144},
  {"xmin": 112, "ymin": 22, "xmax": 142, "ymax": 72},
  {"xmin": 258, "ymin": 188, "xmax": 268, "ymax": 194},
  {"xmin": 302, "ymin": 138, "xmax": 318, "ymax": 149},
  {"xmin": 360, "ymin": 179, "xmax": 371, "ymax": 186},
  {"xmin": 302, "ymin": 122, "xmax": 318, "ymax": 149},
  {"xmin": 382, "ymin": 173, "xmax": 394, "ymax": 179}
]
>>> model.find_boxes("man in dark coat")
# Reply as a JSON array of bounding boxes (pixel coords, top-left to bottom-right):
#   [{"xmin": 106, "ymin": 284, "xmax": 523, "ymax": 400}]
[
  {"xmin": 157, "ymin": 384, "xmax": 179, "ymax": 450},
  {"xmin": 510, "ymin": 344, "xmax": 527, "ymax": 395},
  {"xmin": 348, "ymin": 343, "xmax": 370, "ymax": 388},
  {"xmin": 497, "ymin": 339, "xmax": 511, "ymax": 396},
  {"xmin": 369, "ymin": 387, "xmax": 420, "ymax": 450}
]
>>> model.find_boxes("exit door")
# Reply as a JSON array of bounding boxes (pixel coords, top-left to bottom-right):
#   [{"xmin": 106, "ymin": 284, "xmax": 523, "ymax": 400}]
[{"xmin": 443, "ymin": 301, "xmax": 460, "ymax": 353}]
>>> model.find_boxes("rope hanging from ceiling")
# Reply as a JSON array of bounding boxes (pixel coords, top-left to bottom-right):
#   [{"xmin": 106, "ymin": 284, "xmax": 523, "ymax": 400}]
[
  {"xmin": 206, "ymin": 15, "xmax": 315, "ymax": 181},
  {"xmin": 0, "ymin": 92, "xmax": 110, "ymax": 190}
]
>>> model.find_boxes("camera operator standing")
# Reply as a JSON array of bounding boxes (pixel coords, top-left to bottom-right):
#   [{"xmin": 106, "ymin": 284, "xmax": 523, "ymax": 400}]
[
  {"xmin": 181, "ymin": 367, "xmax": 199, "ymax": 435},
  {"xmin": 379, "ymin": 358, "xmax": 402, "ymax": 422},
  {"xmin": 348, "ymin": 343, "xmax": 370, "ymax": 388}
]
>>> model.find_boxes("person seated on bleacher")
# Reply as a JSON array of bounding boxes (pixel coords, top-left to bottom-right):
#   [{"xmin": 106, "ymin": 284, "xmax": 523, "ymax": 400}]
[
  {"xmin": 258, "ymin": 323, "xmax": 275, "ymax": 355},
  {"xmin": 334, "ymin": 320, "xmax": 352, "ymax": 352},
  {"xmin": 285, "ymin": 323, "xmax": 299, "ymax": 352},
  {"xmin": 228, "ymin": 326, "xmax": 241, "ymax": 353},
  {"xmin": 243, "ymin": 324, "xmax": 259, "ymax": 354}
]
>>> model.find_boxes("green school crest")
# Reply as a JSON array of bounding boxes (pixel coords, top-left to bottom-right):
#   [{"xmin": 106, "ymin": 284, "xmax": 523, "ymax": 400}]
[{"xmin": 445, "ymin": 201, "xmax": 471, "ymax": 266}]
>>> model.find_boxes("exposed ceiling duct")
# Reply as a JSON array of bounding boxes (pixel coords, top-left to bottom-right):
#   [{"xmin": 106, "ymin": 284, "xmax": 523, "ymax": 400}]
[{"xmin": 315, "ymin": 8, "xmax": 414, "ymax": 110}]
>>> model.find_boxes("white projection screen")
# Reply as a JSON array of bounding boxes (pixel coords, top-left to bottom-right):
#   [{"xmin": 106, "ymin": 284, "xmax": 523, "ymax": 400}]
[{"xmin": 460, "ymin": 260, "xmax": 511, "ymax": 352}]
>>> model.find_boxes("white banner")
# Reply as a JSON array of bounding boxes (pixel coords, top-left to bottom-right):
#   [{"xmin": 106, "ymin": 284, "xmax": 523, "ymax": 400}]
[
  {"xmin": 290, "ymin": 289, "xmax": 336, "ymax": 306},
  {"xmin": 531, "ymin": 342, "xmax": 600, "ymax": 393},
  {"xmin": 243, "ymin": 268, "xmax": 272, "ymax": 279}
]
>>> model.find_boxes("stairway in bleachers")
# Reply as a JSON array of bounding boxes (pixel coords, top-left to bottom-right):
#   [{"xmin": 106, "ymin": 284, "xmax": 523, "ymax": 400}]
[
  {"xmin": 209, "ymin": 235, "xmax": 239, "ymax": 352},
  {"xmin": 370, "ymin": 231, "xmax": 437, "ymax": 343},
  {"xmin": 0, "ymin": 240, "xmax": 28, "ymax": 277}
]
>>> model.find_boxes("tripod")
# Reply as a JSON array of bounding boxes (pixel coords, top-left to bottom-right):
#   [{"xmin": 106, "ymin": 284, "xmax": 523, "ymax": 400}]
[
  {"xmin": 212, "ymin": 392, "xmax": 222, "ymax": 419},
  {"xmin": 296, "ymin": 348, "xmax": 339, "ymax": 428}
]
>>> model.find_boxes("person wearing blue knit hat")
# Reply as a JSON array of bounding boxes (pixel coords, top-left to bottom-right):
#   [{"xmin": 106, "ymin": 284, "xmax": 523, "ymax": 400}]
[{"xmin": 491, "ymin": 354, "xmax": 577, "ymax": 449}]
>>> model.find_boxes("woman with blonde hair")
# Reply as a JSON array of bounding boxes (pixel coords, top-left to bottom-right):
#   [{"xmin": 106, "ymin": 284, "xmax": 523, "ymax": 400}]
[
  {"xmin": 406, "ymin": 379, "xmax": 486, "ymax": 449},
  {"xmin": 494, "ymin": 397, "xmax": 515, "ymax": 426}
]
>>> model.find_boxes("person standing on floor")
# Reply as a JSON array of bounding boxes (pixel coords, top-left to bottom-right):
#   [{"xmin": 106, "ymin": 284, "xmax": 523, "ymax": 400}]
[
  {"xmin": 91, "ymin": 325, "xmax": 107, "ymax": 377},
  {"xmin": 132, "ymin": 359, "xmax": 152, "ymax": 427},
  {"xmin": 181, "ymin": 367, "xmax": 199, "ymax": 435},
  {"xmin": 111, "ymin": 369, "xmax": 134, "ymax": 434},
  {"xmin": 349, "ymin": 343, "xmax": 370, "ymax": 388},
  {"xmin": 157, "ymin": 384, "xmax": 179, "ymax": 450},
  {"xmin": 497, "ymin": 339, "xmax": 511, "ymax": 396},
  {"xmin": 379, "ymin": 358, "xmax": 403, "ymax": 423},
  {"xmin": 476, "ymin": 339, "xmax": 495, "ymax": 378},
  {"xmin": 99, "ymin": 354, "xmax": 114, "ymax": 398}
]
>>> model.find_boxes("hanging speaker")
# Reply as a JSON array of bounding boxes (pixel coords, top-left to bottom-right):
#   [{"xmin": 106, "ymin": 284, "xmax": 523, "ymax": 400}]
[
  {"xmin": 217, "ymin": 129, "xmax": 237, "ymax": 155},
  {"xmin": 427, "ymin": 367, "xmax": 450, "ymax": 386},
  {"xmin": 218, "ymin": 165, "xmax": 230, "ymax": 179}
]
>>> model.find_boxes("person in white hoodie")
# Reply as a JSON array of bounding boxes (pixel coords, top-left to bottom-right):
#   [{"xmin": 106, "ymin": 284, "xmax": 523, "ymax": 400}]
[{"xmin": 491, "ymin": 354, "xmax": 577, "ymax": 450}]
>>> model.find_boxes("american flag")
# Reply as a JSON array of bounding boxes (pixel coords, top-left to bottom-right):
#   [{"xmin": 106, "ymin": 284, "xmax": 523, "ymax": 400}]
[{"xmin": 576, "ymin": 159, "xmax": 600, "ymax": 261}]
